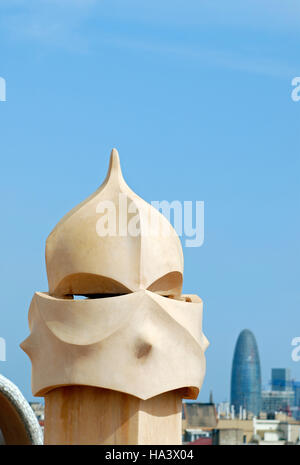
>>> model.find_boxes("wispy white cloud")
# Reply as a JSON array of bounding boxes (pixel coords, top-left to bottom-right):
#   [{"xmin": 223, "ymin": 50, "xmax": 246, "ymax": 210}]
[
  {"xmin": 103, "ymin": 35, "xmax": 297, "ymax": 79},
  {"xmin": 1, "ymin": 0, "xmax": 300, "ymax": 45},
  {"xmin": 1, "ymin": 0, "xmax": 300, "ymax": 69},
  {"xmin": 0, "ymin": 0, "xmax": 97, "ymax": 7},
  {"xmin": 0, "ymin": 0, "xmax": 98, "ymax": 52},
  {"xmin": 104, "ymin": 0, "xmax": 300, "ymax": 30}
]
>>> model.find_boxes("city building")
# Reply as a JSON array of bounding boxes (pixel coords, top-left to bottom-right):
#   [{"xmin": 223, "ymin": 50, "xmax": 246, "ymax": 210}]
[
  {"xmin": 272, "ymin": 368, "xmax": 292, "ymax": 391},
  {"xmin": 29, "ymin": 402, "xmax": 45, "ymax": 433},
  {"xmin": 215, "ymin": 418, "xmax": 253, "ymax": 444},
  {"xmin": 212, "ymin": 428, "xmax": 245, "ymax": 445},
  {"xmin": 261, "ymin": 368, "xmax": 298, "ymax": 417},
  {"xmin": 253, "ymin": 417, "xmax": 300, "ymax": 445},
  {"xmin": 293, "ymin": 382, "xmax": 300, "ymax": 406},
  {"xmin": 292, "ymin": 381, "xmax": 300, "ymax": 420},
  {"xmin": 231, "ymin": 329, "xmax": 262, "ymax": 417},
  {"xmin": 182, "ymin": 402, "xmax": 217, "ymax": 444},
  {"xmin": 214, "ymin": 412, "xmax": 300, "ymax": 445},
  {"xmin": 294, "ymin": 382, "xmax": 300, "ymax": 403},
  {"xmin": 261, "ymin": 390, "xmax": 295, "ymax": 415},
  {"xmin": 184, "ymin": 429, "xmax": 212, "ymax": 445},
  {"xmin": 183, "ymin": 399, "xmax": 300, "ymax": 445}
]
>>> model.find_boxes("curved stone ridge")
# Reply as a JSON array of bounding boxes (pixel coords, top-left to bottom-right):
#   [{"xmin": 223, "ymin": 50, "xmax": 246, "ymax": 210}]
[
  {"xmin": 46, "ymin": 149, "xmax": 183, "ymax": 298},
  {"xmin": 21, "ymin": 291, "xmax": 209, "ymax": 400},
  {"xmin": 0, "ymin": 373, "xmax": 43, "ymax": 445}
]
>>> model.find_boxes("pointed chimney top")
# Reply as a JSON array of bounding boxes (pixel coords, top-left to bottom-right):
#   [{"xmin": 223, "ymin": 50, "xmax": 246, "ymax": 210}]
[{"xmin": 46, "ymin": 149, "xmax": 183, "ymax": 297}]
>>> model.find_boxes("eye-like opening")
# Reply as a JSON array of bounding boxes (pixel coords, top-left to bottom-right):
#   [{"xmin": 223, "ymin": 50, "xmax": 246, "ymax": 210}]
[
  {"xmin": 52, "ymin": 273, "xmax": 132, "ymax": 299},
  {"xmin": 147, "ymin": 271, "xmax": 183, "ymax": 296},
  {"xmin": 71, "ymin": 293, "xmax": 129, "ymax": 300},
  {"xmin": 52, "ymin": 271, "xmax": 183, "ymax": 299}
]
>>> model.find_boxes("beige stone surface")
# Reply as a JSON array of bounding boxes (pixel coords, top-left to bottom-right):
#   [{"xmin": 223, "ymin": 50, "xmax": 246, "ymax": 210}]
[
  {"xmin": 46, "ymin": 149, "xmax": 183, "ymax": 297},
  {"xmin": 44, "ymin": 387, "xmax": 183, "ymax": 445},
  {"xmin": 0, "ymin": 392, "xmax": 31, "ymax": 445},
  {"xmin": 21, "ymin": 290, "xmax": 208, "ymax": 400},
  {"xmin": 21, "ymin": 148, "xmax": 209, "ymax": 444}
]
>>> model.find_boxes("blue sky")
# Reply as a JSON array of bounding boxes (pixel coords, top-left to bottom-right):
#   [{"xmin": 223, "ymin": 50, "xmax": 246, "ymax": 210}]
[{"xmin": 0, "ymin": 0, "xmax": 299, "ymax": 404}]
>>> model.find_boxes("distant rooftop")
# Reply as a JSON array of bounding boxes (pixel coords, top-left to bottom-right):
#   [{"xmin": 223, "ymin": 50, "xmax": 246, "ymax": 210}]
[{"xmin": 182, "ymin": 403, "xmax": 217, "ymax": 429}]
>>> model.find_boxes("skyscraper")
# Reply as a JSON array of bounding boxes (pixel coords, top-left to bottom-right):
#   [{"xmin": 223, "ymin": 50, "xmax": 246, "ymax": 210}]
[
  {"xmin": 261, "ymin": 368, "xmax": 295, "ymax": 416},
  {"xmin": 272, "ymin": 368, "xmax": 292, "ymax": 391},
  {"xmin": 231, "ymin": 329, "xmax": 262, "ymax": 417}
]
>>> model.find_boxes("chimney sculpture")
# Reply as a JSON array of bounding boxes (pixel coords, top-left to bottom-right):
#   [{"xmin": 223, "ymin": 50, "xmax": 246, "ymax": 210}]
[{"xmin": 21, "ymin": 149, "xmax": 209, "ymax": 445}]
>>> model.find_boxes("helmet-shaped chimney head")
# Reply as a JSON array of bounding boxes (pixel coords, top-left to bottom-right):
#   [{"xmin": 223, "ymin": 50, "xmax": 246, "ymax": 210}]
[{"xmin": 46, "ymin": 149, "xmax": 183, "ymax": 297}]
